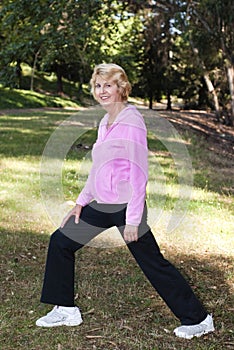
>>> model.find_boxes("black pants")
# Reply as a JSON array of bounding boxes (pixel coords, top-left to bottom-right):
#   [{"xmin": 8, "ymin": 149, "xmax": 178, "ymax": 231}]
[{"xmin": 40, "ymin": 201, "xmax": 207, "ymax": 325}]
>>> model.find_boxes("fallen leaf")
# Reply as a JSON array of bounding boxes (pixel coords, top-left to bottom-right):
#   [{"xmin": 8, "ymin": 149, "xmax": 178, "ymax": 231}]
[
  {"xmin": 86, "ymin": 335, "xmax": 105, "ymax": 339},
  {"xmin": 83, "ymin": 308, "xmax": 95, "ymax": 315},
  {"xmin": 86, "ymin": 327, "xmax": 103, "ymax": 333},
  {"xmin": 121, "ymin": 325, "xmax": 133, "ymax": 331},
  {"xmin": 163, "ymin": 328, "xmax": 170, "ymax": 334}
]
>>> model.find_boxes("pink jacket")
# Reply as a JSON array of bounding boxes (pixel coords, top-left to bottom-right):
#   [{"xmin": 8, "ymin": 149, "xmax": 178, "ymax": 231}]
[{"xmin": 76, "ymin": 105, "xmax": 148, "ymax": 226}]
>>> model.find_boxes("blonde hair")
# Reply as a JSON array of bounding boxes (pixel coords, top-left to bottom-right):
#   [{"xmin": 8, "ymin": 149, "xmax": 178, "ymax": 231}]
[{"xmin": 90, "ymin": 63, "xmax": 132, "ymax": 101}]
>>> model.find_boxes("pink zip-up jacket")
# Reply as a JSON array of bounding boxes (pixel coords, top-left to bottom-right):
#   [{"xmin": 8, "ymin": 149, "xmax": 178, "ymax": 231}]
[{"xmin": 76, "ymin": 105, "xmax": 148, "ymax": 226}]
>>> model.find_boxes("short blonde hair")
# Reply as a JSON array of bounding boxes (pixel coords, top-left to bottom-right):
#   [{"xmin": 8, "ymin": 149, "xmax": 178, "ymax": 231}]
[{"xmin": 90, "ymin": 63, "xmax": 132, "ymax": 101}]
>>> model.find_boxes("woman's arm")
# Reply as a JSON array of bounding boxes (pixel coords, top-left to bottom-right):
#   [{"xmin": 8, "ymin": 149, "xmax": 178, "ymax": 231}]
[
  {"xmin": 76, "ymin": 174, "xmax": 94, "ymax": 207},
  {"xmin": 125, "ymin": 124, "xmax": 148, "ymax": 226}
]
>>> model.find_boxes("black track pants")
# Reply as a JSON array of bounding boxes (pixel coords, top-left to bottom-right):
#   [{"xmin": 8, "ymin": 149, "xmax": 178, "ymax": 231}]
[{"xmin": 40, "ymin": 201, "xmax": 207, "ymax": 325}]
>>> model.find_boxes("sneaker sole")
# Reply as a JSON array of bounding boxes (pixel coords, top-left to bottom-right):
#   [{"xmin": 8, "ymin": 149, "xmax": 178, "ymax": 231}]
[
  {"xmin": 174, "ymin": 327, "xmax": 215, "ymax": 339},
  {"xmin": 36, "ymin": 319, "xmax": 83, "ymax": 327}
]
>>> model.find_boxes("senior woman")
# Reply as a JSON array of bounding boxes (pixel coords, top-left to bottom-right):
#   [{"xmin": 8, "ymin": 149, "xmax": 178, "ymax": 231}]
[{"xmin": 36, "ymin": 63, "xmax": 214, "ymax": 339}]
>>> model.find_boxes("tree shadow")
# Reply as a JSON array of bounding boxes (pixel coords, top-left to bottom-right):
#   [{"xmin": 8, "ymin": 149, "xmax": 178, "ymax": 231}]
[
  {"xmin": 161, "ymin": 110, "xmax": 234, "ymax": 159},
  {"xmin": 0, "ymin": 109, "xmax": 101, "ymax": 158},
  {"xmin": 0, "ymin": 227, "xmax": 233, "ymax": 349}
]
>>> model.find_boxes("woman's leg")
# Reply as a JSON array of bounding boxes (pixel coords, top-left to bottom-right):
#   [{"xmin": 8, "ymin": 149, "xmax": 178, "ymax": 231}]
[
  {"xmin": 127, "ymin": 230, "xmax": 207, "ymax": 325},
  {"xmin": 40, "ymin": 229, "xmax": 83, "ymax": 306},
  {"xmin": 40, "ymin": 202, "xmax": 114, "ymax": 306},
  {"xmin": 115, "ymin": 204, "xmax": 207, "ymax": 325}
]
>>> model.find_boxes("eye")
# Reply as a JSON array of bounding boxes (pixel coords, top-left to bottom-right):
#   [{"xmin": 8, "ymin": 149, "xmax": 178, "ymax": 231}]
[{"xmin": 95, "ymin": 83, "xmax": 101, "ymax": 88}]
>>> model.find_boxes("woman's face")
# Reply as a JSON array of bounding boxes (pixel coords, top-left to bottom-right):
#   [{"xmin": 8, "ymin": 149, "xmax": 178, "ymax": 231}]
[{"xmin": 94, "ymin": 75, "xmax": 123, "ymax": 107}]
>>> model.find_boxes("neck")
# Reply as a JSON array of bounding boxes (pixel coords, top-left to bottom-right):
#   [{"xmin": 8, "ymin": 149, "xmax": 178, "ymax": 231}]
[{"xmin": 106, "ymin": 102, "xmax": 126, "ymax": 122}]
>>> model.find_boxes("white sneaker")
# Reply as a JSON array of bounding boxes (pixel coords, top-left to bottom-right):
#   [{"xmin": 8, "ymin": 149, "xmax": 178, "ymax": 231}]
[
  {"xmin": 174, "ymin": 314, "xmax": 214, "ymax": 339},
  {"xmin": 36, "ymin": 306, "xmax": 83, "ymax": 327}
]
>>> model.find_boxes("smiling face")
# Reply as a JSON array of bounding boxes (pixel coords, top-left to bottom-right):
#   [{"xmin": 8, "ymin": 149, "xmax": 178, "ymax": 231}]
[
  {"xmin": 90, "ymin": 64, "xmax": 131, "ymax": 106},
  {"xmin": 94, "ymin": 76, "xmax": 123, "ymax": 107}
]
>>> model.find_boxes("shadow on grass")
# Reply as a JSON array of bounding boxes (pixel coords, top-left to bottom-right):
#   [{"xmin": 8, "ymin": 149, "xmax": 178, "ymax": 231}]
[
  {"xmin": 0, "ymin": 87, "xmax": 81, "ymax": 109},
  {"xmin": 0, "ymin": 228, "xmax": 233, "ymax": 350},
  {"xmin": 0, "ymin": 109, "xmax": 101, "ymax": 158}
]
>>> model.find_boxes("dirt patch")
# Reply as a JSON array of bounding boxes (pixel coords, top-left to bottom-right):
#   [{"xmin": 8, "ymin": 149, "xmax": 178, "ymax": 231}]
[{"xmin": 160, "ymin": 109, "xmax": 234, "ymax": 160}]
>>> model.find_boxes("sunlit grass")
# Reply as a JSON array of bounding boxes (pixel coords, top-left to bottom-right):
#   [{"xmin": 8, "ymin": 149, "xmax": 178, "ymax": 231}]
[
  {"xmin": 2, "ymin": 156, "xmax": 232, "ymax": 258},
  {"xmin": 0, "ymin": 109, "xmax": 233, "ymax": 252},
  {"xmin": 0, "ymin": 116, "xmax": 234, "ymax": 254},
  {"xmin": 0, "ymin": 86, "xmax": 81, "ymax": 109},
  {"xmin": 0, "ymin": 108, "xmax": 233, "ymax": 350}
]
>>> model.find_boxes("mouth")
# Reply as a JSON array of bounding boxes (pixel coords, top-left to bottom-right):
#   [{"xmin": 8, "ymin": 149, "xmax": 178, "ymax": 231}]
[
  {"xmin": 100, "ymin": 96, "xmax": 110, "ymax": 101},
  {"xmin": 99, "ymin": 96, "xmax": 112, "ymax": 105}
]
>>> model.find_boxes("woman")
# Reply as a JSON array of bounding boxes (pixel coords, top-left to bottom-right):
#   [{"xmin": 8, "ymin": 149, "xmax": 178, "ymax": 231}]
[{"xmin": 36, "ymin": 63, "xmax": 214, "ymax": 339}]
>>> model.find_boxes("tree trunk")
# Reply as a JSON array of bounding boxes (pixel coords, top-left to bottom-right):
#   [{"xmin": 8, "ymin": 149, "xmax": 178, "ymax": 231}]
[
  {"xmin": 56, "ymin": 66, "xmax": 63, "ymax": 95},
  {"xmin": 31, "ymin": 49, "xmax": 40, "ymax": 91},
  {"xmin": 166, "ymin": 89, "xmax": 172, "ymax": 110},
  {"xmin": 16, "ymin": 60, "xmax": 22, "ymax": 89},
  {"xmin": 203, "ymin": 72, "xmax": 220, "ymax": 115},
  {"xmin": 149, "ymin": 94, "xmax": 153, "ymax": 109},
  {"xmin": 226, "ymin": 64, "xmax": 234, "ymax": 125},
  {"xmin": 220, "ymin": 33, "xmax": 234, "ymax": 125},
  {"xmin": 189, "ymin": 40, "xmax": 220, "ymax": 117}
]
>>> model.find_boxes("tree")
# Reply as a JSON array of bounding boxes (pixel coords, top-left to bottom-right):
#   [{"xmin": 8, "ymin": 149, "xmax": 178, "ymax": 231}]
[
  {"xmin": 188, "ymin": 0, "xmax": 234, "ymax": 125},
  {"xmin": 0, "ymin": 0, "xmax": 119, "ymax": 93},
  {"xmin": 0, "ymin": 0, "xmax": 233, "ymax": 125},
  {"xmin": 0, "ymin": 0, "xmax": 49, "ymax": 89},
  {"xmin": 125, "ymin": 0, "xmax": 188, "ymax": 109}
]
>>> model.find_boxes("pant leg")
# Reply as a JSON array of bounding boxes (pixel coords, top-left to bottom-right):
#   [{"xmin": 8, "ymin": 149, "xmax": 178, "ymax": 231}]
[
  {"xmin": 40, "ymin": 229, "xmax": 82, "ymax": 306},
  {"xmin": 115, "ymin": 204, "xmax": 207, "ymax": 325},
  {"xmin": 127, "ymin": 230, "xmax": 207, "ymax": 325},
  {"xmin": 40, "ymin": 202, "xmax": 114, "ymax": 306}
]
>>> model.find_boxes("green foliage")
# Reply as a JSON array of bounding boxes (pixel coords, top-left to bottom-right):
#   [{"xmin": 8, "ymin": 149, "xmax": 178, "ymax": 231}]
[
  {"xmin": 0, "ymin": 0, "xmax": 233, "ymax": 114},
  {"xmin": 184, "ymin": 0, "xmax": 234, "ymax": 120}
]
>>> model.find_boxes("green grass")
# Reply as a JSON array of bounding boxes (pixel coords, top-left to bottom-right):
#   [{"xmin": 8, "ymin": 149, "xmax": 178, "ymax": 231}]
[
  {"xmin": 0, "ymin": 63, "xmax": 93, "ymax": 109},
  {"xmin": 0, "ymin": 108, "xmax": 233, "ymax": 349},
  {"xmin": 0, "ymin": 86, "xmax": 81, "ymax": 109}
]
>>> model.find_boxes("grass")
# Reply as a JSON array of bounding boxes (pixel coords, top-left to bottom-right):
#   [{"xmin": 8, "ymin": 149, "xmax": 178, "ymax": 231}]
[
  {"xmin": 0, "ymin": 64, "xmax": 93, "ymax": 109},
  {"xmin": 0, "ymin": 107, "xmax": 233, "ymax": 350},
  {"xmin": 0, "ymin": 86, "xmax": 81, "ymax": 109}
]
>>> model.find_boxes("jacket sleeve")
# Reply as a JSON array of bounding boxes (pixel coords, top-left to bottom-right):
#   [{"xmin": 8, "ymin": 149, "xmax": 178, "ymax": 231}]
[
  {"xmin": 75, "ymin": 171, "xmax": 94, "ymax": 206},
  {"xmin": 75, "ymin": 121, "xmax": 103, "ymax": 206},
  {"xmin": 125, "ymin": 124, "xmax": 148, "ymax": 226}
]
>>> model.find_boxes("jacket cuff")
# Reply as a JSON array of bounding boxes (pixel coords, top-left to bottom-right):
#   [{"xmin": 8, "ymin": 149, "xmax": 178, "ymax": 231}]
[{"xmin": 125, "ymin": 220, "xmax": 140, "ymax": 227}]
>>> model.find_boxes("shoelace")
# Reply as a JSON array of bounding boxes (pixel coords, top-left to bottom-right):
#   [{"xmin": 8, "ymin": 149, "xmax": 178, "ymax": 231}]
[{"xmin": 46, "ymin": 308, "xmax": 67, "ymax": 321}]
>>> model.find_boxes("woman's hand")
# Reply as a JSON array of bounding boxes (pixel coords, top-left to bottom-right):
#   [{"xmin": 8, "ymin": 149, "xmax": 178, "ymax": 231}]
[
  {"xmin": 60, "ymin": 204, "xmax": 83, "ymax": 228},
  {"xmin": 123, "ymin": 224, "xmax": 139, "ymax": 242}
]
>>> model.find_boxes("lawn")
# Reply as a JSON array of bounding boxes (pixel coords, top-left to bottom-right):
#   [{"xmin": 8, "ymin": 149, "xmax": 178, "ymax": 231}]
[{"xmin": 0, "ymin": 107, "xmax": 233, "ymax": 350}]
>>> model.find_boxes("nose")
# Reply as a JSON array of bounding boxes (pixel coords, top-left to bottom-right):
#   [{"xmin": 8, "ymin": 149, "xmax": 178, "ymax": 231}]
[{"xmin": 100, "ymin": 85, "xmax": 106, "ymax": 94}]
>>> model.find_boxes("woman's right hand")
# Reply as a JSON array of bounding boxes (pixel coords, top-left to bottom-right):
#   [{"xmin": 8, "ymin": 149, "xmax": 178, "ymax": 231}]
[{"xmin": 60, "ymin": 204, "xmax": 83, "ymax": 228}]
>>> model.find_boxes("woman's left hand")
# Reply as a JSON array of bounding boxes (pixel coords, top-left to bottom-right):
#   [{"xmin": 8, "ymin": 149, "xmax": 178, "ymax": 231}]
[{"xmin": 123, "ymin": 224, "xmax": 138, "ymax": 242}]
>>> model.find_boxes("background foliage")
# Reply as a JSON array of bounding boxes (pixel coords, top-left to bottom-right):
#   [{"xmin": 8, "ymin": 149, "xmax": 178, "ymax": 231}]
[{"xmin": 0, "ymin": 0, "xmax": 234, "ymax": 124}]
